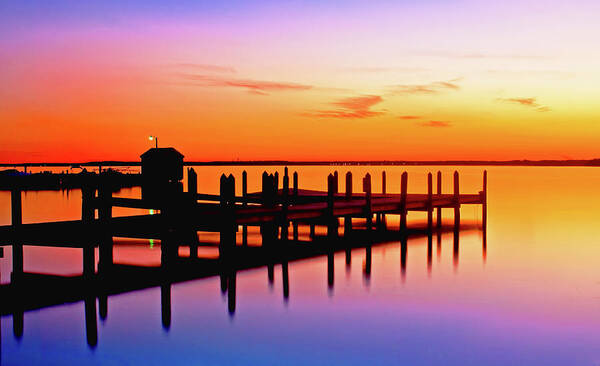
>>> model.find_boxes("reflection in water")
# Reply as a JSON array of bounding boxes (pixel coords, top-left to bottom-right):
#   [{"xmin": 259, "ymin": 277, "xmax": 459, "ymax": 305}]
[
  {"xmin": 363, "ymin": 246, "xmax": 371, "ymax": 286},
  {"xmin": 453, "ymin": 226, "xmax": 460, "ymax": 270},
  {"xmin": 327, "ymin": 252, "xmax": 334, "ymax": 296},
  {"xmin": 84, "ymin": 295, "xmax": 97, "ymax": 348},
  {"xmin": 282, "ymin": 262, "xmax": 289, "ymax": 303},
  {"xmin": 427, "ymin": 233, "xmax": 433, "ymax": 275},
  {"xmin": 227, "ymin": 271, "xmax": 236, "ymax": 317},
  {"xmin": 161, "ymin": 283, "xmax": 171, "ymax": 330},
  {"xmin": 0, "ymin": 218, "xmax": 486, "ymax": 353}
]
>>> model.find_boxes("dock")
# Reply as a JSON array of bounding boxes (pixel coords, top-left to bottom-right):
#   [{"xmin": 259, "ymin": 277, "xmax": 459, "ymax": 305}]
[{"xmin": 0, "ymin": 162, "xmax": 487, "ymax": 347}]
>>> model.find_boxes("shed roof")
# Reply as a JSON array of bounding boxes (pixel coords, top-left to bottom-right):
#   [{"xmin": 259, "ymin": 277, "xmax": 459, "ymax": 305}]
[{"xmin": 140, "ymin": 147, "xmax": 184, "ymax": 159}]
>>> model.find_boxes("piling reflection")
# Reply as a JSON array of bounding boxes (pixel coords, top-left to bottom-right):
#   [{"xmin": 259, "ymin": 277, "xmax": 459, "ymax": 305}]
[
  {"xmin": 161, "ymin": 283, "xmax": 171, "ymax": 331},
  {"xmin": 282, "ymin": 262, "xmax": 289, "ymax": 303},
  {"xmin": 84, "ymin": 296, "xmax": 97, "ymax": 348},
  {"xmin": 0, "ymin": 221, "xmax": 486, "ymax": 350}
]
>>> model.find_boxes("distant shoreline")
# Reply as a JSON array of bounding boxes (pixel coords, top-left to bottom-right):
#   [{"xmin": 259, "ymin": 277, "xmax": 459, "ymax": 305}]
[{"xmin": 2, "ymin": 159, "xmax": 600, "ymax": 168}]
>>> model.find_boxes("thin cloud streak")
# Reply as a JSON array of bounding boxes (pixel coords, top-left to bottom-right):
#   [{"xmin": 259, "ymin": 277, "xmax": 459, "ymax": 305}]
[
  {"xmin": 175, "ymin": 63, "xmax": 237, "ymax": 73},
  {"xmin": 419, "ymin": 120, "xmax": 452, "ymax": 127},
  {"xmin": 497, "ymin": 97, "xmax": 551, "ymax": 112},
  {"xmin": 389, "ymin": 79, "xmax": 461, "ymax": 95},
  {"xmin": 179, "ymin": 73, "xmax": 312, "ymax": 95},
  {"xmin": 304, "ymin": 95, "xmax": 384, "ymax": 119}
]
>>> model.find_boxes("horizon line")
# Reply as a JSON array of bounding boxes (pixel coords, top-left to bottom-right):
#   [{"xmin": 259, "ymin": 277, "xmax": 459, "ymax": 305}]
[{"xmin": 3, "ymin": 158, "xmax": 600, "ymax": 168}]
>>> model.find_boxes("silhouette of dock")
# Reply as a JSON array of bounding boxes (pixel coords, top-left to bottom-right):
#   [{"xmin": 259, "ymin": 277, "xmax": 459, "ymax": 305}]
[{"xmin": 0, "ymin": 148, "xmax": 487, "ymax": 348}]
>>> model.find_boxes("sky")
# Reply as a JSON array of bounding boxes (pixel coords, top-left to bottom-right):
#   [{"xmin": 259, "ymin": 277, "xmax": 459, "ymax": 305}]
[{"xmin": 1, "ymin": 0, "xmax": 600, "ymax": 162}]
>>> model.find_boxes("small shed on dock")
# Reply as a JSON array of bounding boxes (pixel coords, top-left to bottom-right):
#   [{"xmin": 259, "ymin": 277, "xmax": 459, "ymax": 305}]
[{"xmin": 140, "ymin": 148, "xmax": 184, "ymax": 183}]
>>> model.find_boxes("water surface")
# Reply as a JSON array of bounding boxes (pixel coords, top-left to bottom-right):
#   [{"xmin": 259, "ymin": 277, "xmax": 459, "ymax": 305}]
[{"xmin": 1, "ymin": 166, "xmax": 599, "ymax": 365}]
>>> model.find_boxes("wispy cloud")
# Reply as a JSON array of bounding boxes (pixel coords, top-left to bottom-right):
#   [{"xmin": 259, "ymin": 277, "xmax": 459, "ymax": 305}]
[
  {"xmin": 415, "ymin": 50, "xmax": 550, "ymax": 60},
  {"xmin": 175, "ymin": 63, "xmax": 236, "ymax": 73},
  {"xmin": 303, "ymin": 95, "xmax": 385, "ymax": 119},
  {"xmin": 179, "ymin": 73, "xmax": 312, "ymax": 95},
  {"xmin": 418, "ymin": 120, "xmax": 452, "ymax": 127},
  {"xmin": 497, "ymin": 97, "xmax": 551, "ymax": 112},
  {"xmin": 344, "ymin": 66, "xmax": 429, "ymax": 73},
  {"xmin": 398, "ymin": 115, "xmax": 422, "ymax": 120},
  {"xmin": 389, "ymin": 79, "xmax": 461, "ymax": 95}
]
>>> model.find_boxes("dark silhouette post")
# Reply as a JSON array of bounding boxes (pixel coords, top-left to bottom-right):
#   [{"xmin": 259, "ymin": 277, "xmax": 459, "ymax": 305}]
[
  {"xmin": 380, "ymin": 170, "xmax": 387, "ymax": 230},
  {"xmin": 427, "ymin": 173, "xmax": 433, "ymax": 233},
  {"xmin": 281, "ymin": 172, "xmax": 290, "ymax": 240},
  {"xmin": 11, "ymin": 187, "xmax": 23, "ymax": 281},
  {"xmin": 400, "ymin": 172, "xmax": 408, "ymax": 233},
  {"xmin": 187, "ymin": 168, "xmax": 199, "ymax": 258},
  {"xmin": 482, "ymin": 170, "xmax": 487, "ymax": 230},
  {"xmin": 344, "ymin": 171, "xmax": 353, "ymax": 236},
  {"xmin": 437, "ymin": 171, "xmax": 442, "ymax": 229},
  {"xmin": 482, "ymin": 170, "xmax": 487, "ymax": 262},
  {"xmin": 242, "ymin": 170, "xmax": 248, "ymax": 246},
  {"xmin": 363, "ymin": 173, "xmax": 372, "ymax": 230},
  {"xmin": 219, "ymin": 174, "xmax": 236, "ymax": 258},
  {"xmin": 327, "ymin": 174, "xmax": 337, "ymax": 238},
  {"xmin": 98, "ymin": 183, "xmax": 113, "ymax": 273},
  {"xmin": 187, "ymin": 168, "xmax": 197, "ymax": 196},
  {"xmin": 453, "ymin": 171, "xmax": 460, "ymax": 231},
  {"xmin": 333, "ymin": 171, "xmax": 339, "ymax": 194},
  {"xmin": 292, "ymin": 172, "xmax": 299, "ymax": 240},
  {"xmin": 82, "ymin": 185, "xmax": 96, "ymax": 279}
]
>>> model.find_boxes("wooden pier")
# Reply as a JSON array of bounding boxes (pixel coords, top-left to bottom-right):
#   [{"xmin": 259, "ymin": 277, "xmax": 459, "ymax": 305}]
[{"xmin": 0, "ymin": 167, "xmax": 487, "ymax": 346}]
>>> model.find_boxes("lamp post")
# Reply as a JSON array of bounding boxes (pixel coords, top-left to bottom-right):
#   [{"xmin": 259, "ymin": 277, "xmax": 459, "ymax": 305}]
[{"xmin": 149, "ymin": 136, "xmax": 158, "ymax": 148}]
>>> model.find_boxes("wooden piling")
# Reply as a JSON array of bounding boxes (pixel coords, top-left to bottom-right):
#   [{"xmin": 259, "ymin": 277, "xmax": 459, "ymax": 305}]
[
  {"xmin": 242, "ymin": 171, "xmax": 248, "ymax": 246},
  {"xmin": 363, "ymin": 173, "xmax": 372, "ymax": 230},
  {"xmin": 380, "ymin": 171, "xmax": 387, "ymax": 230},
  {"xmin": 436, "ymin": 171, "xmax": 442, "ymax": 229},
  {"xmin": 344, "ymin": 172, "xmax": 352, "ymax": 235},
  {"xmin": 82, "ymin": 184, "xmax": 96, "ymax": 279},
  {"xmin": 482, "ymin": 170, "xmax": 487, "ymax": 261},
  {"xmin": 11, "ymin": 187, "xmax": 23, "ymax": 280},
  {"xmin": 482, "ymin": 170, "xmax": 487, "ymax": 231},
  {"xmin": 333, "ymin": 171, "xmax": 339, "ymax": 194},
  {"xmin": 400, "ymin": 172, "xmax": 408, "ymax": 233},
  {"xmin": 427, "ymin": 172, "xmax": 433, "ymax": 232},
  {"xmin": 187, "ymin": 168, "xmax": 198, "ymax": 195},
  {"xmin": 282, "ymin": 172, "xmax": 290, "ymax": 240},
  {"xmin": 98, "ymin": 184, "xmax": 113, "ymax": 272},
  {"xmin": 292, "ymin": 172, "xmax": 299, "ymax": 241},
  {"xmin": 453, "ymin": 171, "xmax": 460, "ymax": 230},
  {"xmin": 327, "ymin": 174, "xmax": 337, "ymax": 238},
  {"xmin": 220, "ymin": 174, "xmax": 236, "ymax": 256}
]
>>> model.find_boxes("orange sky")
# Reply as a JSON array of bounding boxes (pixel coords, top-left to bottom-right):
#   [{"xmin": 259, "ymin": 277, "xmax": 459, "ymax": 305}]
[{"xmin": 2, "ymin": 0, "xmax": 600, "ymax": 162}]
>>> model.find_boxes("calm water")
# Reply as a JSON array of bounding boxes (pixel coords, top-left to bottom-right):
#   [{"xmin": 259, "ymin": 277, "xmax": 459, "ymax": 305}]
[{"xmin": 1, "ymin": 166, "xmax": 600, "ymax": 365}]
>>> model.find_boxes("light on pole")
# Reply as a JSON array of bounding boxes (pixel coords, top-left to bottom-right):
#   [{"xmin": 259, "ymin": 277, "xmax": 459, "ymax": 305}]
[{"xmin": 149, "ymin": 135, "xmax": 158, "ymax": 148}]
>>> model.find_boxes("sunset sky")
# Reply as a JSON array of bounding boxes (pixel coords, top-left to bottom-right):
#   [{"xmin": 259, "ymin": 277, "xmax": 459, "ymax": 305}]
[{"xmin": 2, "ymin": 0, "xmax": 599, "ymax": 162}]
